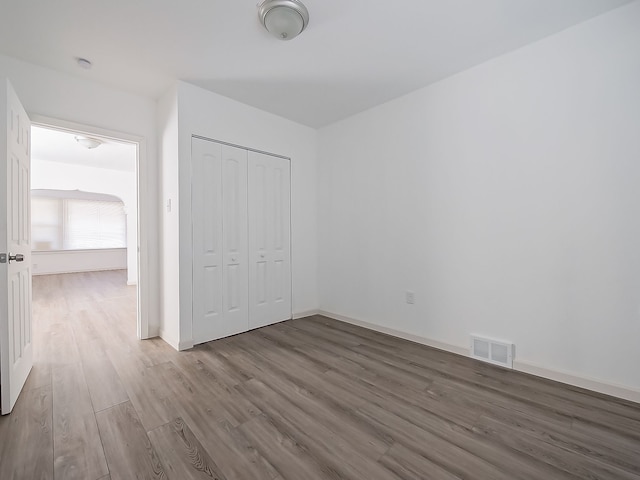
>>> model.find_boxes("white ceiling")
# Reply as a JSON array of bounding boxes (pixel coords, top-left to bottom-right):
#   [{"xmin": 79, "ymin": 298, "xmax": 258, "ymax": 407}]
[
  {"xmin": 0, "ymin": 0, "xmax": 633, "ymax": 127},
  {"xmin": 31, "ymin": 126, "xmax": 137, "ymax": 173}
]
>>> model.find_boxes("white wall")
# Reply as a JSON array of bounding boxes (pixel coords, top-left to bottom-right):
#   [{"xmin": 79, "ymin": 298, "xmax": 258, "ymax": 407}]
[
  {"xmin": 31, "ymin": 159, "xmax": 137, "ymax": 282},
  {"xmin": 159, "ymin": 81, "xmax": 318, "ymax": 349},
  {"xmin": 157, "ymin": 85, "xmax": 180, "ymax": 348},
  {"xmin": 0, "ymin": 54, "xmax": 160, "ymax": 336},
  {"xmin": 32, "ymin": 249, "xmax": 126, "ymax": 275},
  {"xmin": 318, "ymin": 2, "xmax": 640, "ymax": 395}
]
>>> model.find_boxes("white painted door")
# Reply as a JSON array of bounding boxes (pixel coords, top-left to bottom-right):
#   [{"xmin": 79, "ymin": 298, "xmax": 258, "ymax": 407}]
[
  {"xmin": 221, "ymin": 144, "xmax": 248, "ymax": 338},
  {"xmin": 192, "ymin": 138, "xmax": 248, "ymax": 344},
  {"xmin": 0, "ymin": 78, "xmax": 32, "ymax": 414},
  {"xmin": 192, "ymin": 137, "xmax": 224, "ymax": 343},
  {"xmin": 248, "ymin": 151, "xmax": 291, "ymax": 329}
]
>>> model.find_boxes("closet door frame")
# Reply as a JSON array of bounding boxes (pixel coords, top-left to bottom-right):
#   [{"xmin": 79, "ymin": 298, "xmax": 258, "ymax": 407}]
[{"xmin": 191, "ymin": 135, "xmax": 292, "ymax": 344}]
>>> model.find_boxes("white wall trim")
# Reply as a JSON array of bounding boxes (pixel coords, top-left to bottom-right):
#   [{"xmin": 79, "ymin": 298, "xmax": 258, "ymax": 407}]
[
  {"xmin": 159, "ymin": 329, "xmax": 179, "ymax": 351},
  {"xmin": 33, "ymin": 249, "xmax": 127, "ymax": 276},
  {"xmin": 293, "ymin": 309, "xmax": 319, "ymax": 319},
  {"xmin": 513, "ymin": 360, "xmax": 640, "ymax": 404},
  {"xmin": 29, "ymin": 114, "xmax": 151, "ymax": 340},
  {"xmin": 318, "ymin": 310, "xmax": 468, "ymax": 356},
  {"xmin": 178, "ymin": 339, "xmax": 194, "ymax": 351},
  {"xmin": 317, "ymin": 310, "xmax": 640, "ymax": 404}
]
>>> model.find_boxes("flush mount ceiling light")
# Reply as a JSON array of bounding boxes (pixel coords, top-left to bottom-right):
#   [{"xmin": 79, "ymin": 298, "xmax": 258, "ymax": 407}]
[
  {"xmin": 75, "ymin": 136, "xmax": 103, "ymax": 149},
  {"xmin": 258, "ymin": 0, "xmax": 309, "ymax": 41}
]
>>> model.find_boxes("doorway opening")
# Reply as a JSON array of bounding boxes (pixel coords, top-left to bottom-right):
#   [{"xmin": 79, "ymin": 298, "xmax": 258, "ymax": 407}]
[{"xmin": 29, "ymin": 119, "xmax": 145, "ymax": 338}]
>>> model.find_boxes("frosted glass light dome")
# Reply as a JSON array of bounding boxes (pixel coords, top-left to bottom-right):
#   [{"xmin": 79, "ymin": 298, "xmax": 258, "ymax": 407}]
[{"xmin": 258, "ymin": 0, "xmax": 309, "ymax": 41}]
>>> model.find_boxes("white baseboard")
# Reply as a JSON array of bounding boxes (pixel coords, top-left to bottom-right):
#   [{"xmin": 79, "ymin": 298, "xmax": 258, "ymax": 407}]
[
  {"xmin": 159, "ymin": 329, "xmax": 179, "ymax": 351},
  {"xmin": 178, "ymin": 339, "xmax": 194, "ymax": 351},
  {"xmin": 145, "ymin": 326, "xmax": 159, "ymax": 340},
  {"xmin": 317, "ymin": 310, "xmax": 640, "ymax": 404},
  {"xmin": 318, "ymin": 310, "xmax": 468, "ymax": 356},
  {"xmin": 513, "ymin": 360, "xmax": 640, "ymax": 404},
  {"xmin": 292, "ymin": 309, "xmax": 320, "ymax": 320}
]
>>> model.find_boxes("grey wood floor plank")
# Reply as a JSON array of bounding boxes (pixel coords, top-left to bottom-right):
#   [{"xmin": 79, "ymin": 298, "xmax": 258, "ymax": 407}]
[
  {"xmin": 360, "ymin": 389, "xmax": 580, "ymax": 480},
  {"xmin": 78, "ymin": 338, "xmax": 130, "ymax": 413},
  {"xmin": 95, "ymin": 401, "xmax": 166, "ymax": 480},
  {"xmin": 334, "ymin": 321, "xmax": 640, "ymax": 435},
  {"xmin": 571, "ymin": 419, "xmax": 640, "ymax": 461},
  {"xmin": 238, "ymin": 414, "xmax": 350, "ymax": 480},
  {"xmin": 229, "ymin": 346, "xmax": 396, "ymax": 448},
  {"xmin": 296, "ymin": 318, "xmax": 570, "ymax": 423},
  {"xmin": 1, "ymin": 272, "xmax": 638, "ymax": 480},
  {"xmin": 355, "ymin": 401, "xmax": 515, "ymax": 480},
  {"xmin": 70, "ymin": 309, "xmax": 130, "ymax": 413},
  {"xmin": 473, "ymin": 414, "xmax": 639, "ymax": 480},
  {"xmin": 105, "ymin": 353, "xmax": 180, "ymax": 431},
  {"xmin": 328, "ymin": 363, "xmax": 483, "ymax": 430},
  {"xmin": 478, "ymin": 400, "xmax": 640, "ymax": 476},
  {"xmin": 378, "ymin": 443, "xmax": 463, "ymax": 480},
  {"xmin": 227, "ymin": 336, "xmax": 372, "ymax": 411},
  {"xmin": 145, "ymin": 362, "xmax": 274, "ymax": 478},
  {"xmin": 232, "ymin": 328, "xmax": 331, "ymax": 376},
  {"xmin": 260, "ymin": 326, "xmax": 434, "ymax": 393},
  {"xmin": 52, "ymin": 361, "xmax": 109, "ymax": 480},
  {"xmin": 154, "ymin": 360, "xmax": 261, "ymax": 428},
  {"xmin": 26, "ymin": 289, "xmax": 55, "ymax": 391},
  {"xmin": 229, "ymin": 348, "xmax": 392, "ymax": 458},
  {"xmin": 48, "ymin": 318, "xmax": 82, "ymax": 366},
  {"xmin": 0, "ymin": 411, "xmax": 10, "ymax": 460},
  {"xmin": 0, "ymin": 384, "xmax": 53, "ymax": 480},
  {"xmin": 232, "ymin": 333, "xmax": 394, "ymax": 470},
  {"xmin": 177, "ymin": 412, "xmax": 279, "ymax": 480},
  {"xmin": 421, "ymin": 363, "xmax": 576, "ymax": 427},
  {"xmin": 237, "ymin": 376, "xmax": 395, "ymax": 470},
  {"xmin": 138, "ymin": 337, "xmax": 184, "ymax": 367},
  {"xmin": 184, "ymin": 346, "xmax": 253, "ymax": 390},
  {"xmin": 148, "ymin": 417, "xmax": 226, "ymax": 480}
]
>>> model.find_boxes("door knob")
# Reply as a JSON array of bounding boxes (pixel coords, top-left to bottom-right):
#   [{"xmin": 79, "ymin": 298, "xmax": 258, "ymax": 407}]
[{"xmin": 8, "ymin": 253, "xmax": 24, "ymax": 263}]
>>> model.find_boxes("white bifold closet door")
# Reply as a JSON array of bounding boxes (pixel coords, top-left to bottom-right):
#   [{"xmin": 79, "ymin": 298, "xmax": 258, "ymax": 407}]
[
  {"xmin": 192, "ymin": 137, "xmax": 291, "ymax": 345},
  {"xmin": 248, "ymin": 151, "xmax": 291, "ymax": 330},
  {"xmin": 192, "ymin": 138, "xmax": 249, "ymax": 343}
]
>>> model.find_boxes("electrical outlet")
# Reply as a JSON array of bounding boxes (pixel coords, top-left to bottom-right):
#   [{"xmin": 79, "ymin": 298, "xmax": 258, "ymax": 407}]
[{"xmin": 405, "ymin": 291, "xmax": 415, "ymax": 304}]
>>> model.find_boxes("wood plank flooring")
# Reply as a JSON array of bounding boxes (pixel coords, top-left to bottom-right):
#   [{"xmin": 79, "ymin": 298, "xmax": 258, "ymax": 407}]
[{"xmin": 1, "ymin": 270, "xmax": 639, "ymax": 479}]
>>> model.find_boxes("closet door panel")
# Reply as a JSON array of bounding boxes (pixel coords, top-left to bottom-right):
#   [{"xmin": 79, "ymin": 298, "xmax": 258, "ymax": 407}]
[
  {"xmin": 192, "ymin": 138, "xmax": 224, "ymax": 344},
  {"xmin": 248, "ymin": 151, "xmax": 291, "ymax": 329},
  {"xmin": 193, "ymin": 138, "xmax": 289, "ymax": 344},
  {"xmin": 250, "ymin": 162, "xmax": 269, "ymax": 323},
  {"xmin": 221, "ymin": 145, "xmax": 249, "ymax": 334},
  {"xmin": 271, "ymin": 163, "xmax": 288, "ymax": 308}
]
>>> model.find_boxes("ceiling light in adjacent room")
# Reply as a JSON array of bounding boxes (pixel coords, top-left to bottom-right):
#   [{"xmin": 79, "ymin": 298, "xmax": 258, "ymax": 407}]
[
  {"xmin": 75, "ymin": 136, "xmax": 103, "ymax": 149},
  {"xmin": 76, "ymin": 57, "xmax": 93, "ymax": 70},
  {"xmin": 258, "ymin": 0, "xmax": 309, "ymax": 41}
]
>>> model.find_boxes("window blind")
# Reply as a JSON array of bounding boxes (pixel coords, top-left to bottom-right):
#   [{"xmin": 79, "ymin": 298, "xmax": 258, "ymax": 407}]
[{"xmin": 31, "ymin": 194, "xmax": 126, "ymax": 251}]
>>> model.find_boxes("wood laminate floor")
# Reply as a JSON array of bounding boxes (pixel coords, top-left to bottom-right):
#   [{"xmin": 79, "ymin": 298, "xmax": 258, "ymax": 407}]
[{"xmin": 1, "ymin": 270, "xmax": 639, "ymax": 479}]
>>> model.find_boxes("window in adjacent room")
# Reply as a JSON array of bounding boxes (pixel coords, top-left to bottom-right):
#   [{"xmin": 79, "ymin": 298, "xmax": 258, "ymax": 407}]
[{"xmin": 31, "ymin": 189, "xmax": 126, "ymax": 251}]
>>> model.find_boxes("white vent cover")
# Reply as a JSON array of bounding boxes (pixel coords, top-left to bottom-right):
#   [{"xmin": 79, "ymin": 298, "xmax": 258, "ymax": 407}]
[{"xmin": 470, "ymin": 335, "xmax": 514, "ymax": 368}]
